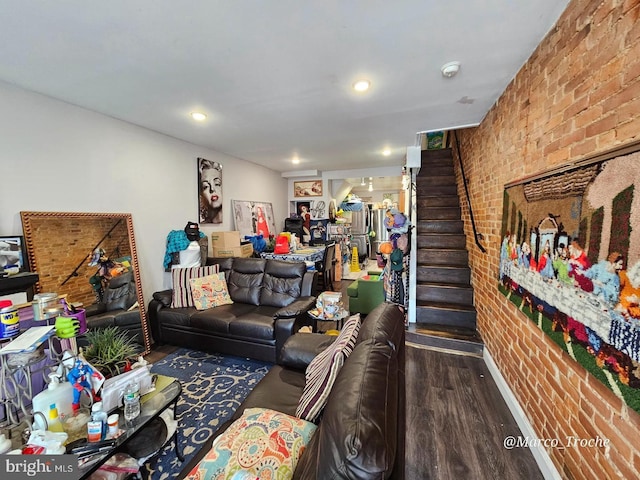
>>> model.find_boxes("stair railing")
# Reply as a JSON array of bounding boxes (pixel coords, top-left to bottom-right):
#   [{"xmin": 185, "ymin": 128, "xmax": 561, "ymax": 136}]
[{"xmin": 452, "ymin": 130, "xmax": 487, "ymax": 253}]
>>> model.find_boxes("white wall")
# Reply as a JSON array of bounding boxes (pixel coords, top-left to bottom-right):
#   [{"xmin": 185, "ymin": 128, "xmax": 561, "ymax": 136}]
[{"xmin": 0, "ymin": 81, "xmax": 288, "ymax": 303}]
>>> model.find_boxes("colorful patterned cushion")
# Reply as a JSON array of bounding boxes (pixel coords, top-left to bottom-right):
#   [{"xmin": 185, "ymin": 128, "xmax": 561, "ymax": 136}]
[
  {"xmin": 295, "ymin": 313, "xmax": 361, "ymax": 422},
  {"xmin": 171, "ymin": 265, "xmax": 219, "ymax": 308},
  {"xmin": 189, "ymin": 272, "xmax": 234, "ymax": 310},
  {"xmin": 184, "ymin": 408, "xmax": 317, "ymax": 480}
]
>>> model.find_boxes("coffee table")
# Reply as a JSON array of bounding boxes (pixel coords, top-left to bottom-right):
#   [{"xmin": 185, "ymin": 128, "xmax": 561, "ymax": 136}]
[{"xmin": 76, "ymin": 375, "xmax": 182, "ymax": 479}]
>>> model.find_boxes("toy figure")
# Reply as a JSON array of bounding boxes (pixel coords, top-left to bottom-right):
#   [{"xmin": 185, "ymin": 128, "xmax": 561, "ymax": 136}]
[
  {"xmin": 67, "ymin": 359, "xmax": 102, "ymax": 411},
  {"xmin": 88, "ymin": 247, "xmax": 127, "ymax": 303}
]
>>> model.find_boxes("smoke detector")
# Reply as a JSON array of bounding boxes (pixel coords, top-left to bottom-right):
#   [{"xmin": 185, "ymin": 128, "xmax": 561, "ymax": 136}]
[{"xmin": 441, "ymin": 61, "xmax": 461, "ymax": 78}]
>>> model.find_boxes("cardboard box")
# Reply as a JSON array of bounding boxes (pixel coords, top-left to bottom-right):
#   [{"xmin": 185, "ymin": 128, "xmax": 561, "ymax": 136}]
[
  {"xmin": 211, "ymin": 231, "xmax": 241, "ymax": 248},
  {"xmin": 212, "ymin": 243, "xmax": 253, "ymax": 258}
]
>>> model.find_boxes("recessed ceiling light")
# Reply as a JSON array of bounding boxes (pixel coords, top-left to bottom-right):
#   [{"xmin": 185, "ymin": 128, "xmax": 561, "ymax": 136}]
[
  {"xmin": 292, "ymin": 156, "xmax": 300, "ymax": 164},
  {"xmin": 190, "ymin": 112, "xmax": 207, "ymax": 121},
  {"xmin": 382, "ymin": 148, "xmax": 391, "ymax": 156},
  {"xmin": 353, "ymin": 80, "xmax": 371, "ymax": 92}
]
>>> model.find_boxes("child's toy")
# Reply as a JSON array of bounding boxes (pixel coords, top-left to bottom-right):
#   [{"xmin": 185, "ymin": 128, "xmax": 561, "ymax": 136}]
[
  {"xmin": 384, "ymin": 209, "xmax": 410, "ymax": 234},
  {"xmin": 67, "ymin": 358, "xmax": 103, "ymax": 411}
]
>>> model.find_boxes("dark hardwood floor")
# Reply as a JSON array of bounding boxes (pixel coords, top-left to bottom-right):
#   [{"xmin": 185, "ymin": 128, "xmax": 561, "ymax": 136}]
[{"xmin": 404, "ymin": 343, "xmax": 544, "ymax": 480}]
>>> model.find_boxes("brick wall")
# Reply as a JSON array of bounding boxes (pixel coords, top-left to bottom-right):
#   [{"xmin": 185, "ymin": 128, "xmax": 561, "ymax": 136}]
[
  {"xmin": 456, "ymin": 0, "xmax": 640, "ymax": 478},
  {"xmin": 28, "ymin": 217, "xmax": 131, "ymax": 306}
]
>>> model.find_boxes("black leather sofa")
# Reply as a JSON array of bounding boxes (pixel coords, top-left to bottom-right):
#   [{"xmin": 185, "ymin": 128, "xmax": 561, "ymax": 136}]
[
  {"xmin": 179, "ymin": 302, "xmax": 406, "ymax": 479},
  {"xmin": 84, "ymin": 271, "xmax": 144, "ymax": 344},
  {"xmin": 148, "ymin": 257, "xmax": 317, "ymax": 363}
]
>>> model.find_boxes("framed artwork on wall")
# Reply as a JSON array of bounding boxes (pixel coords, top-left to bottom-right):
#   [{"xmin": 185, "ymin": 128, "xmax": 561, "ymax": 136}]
[
  {"xmin": 294, "ymin": 180, "xmax": 323, "ymax": 197},
  {"xmin": 498, "ymin": 146, "xmax": 640, "ymax": 415},
  {"xmin": 232, "ymin": 200, "xmax": 276, "ymax": 240},
  {"xmin": 0, "ymin": 236, "xmax": 27, "ymax": 272},
  {"xmin": 296, "ymin": 202, "xmax": 312, "ymax": 237},
  {"xmin": 198, "ymin": 157, "xmax": 223, "ymax": 224}
]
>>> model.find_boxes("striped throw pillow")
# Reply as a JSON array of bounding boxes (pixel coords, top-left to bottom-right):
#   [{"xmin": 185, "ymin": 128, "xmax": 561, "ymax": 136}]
[
  {"xmin": 296, "ymin": 313, "xmax": 361, "ymax": 422},
  {"xmin": 171, "ymin": 265, "xmax": 219, "ymax": 308}
]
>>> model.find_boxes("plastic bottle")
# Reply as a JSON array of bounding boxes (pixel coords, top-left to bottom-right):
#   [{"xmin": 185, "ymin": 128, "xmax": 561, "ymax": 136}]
[
  {"xmin": 0, "ymin": 300, "xmax": 20, "ymax": 339},
  {"xmin": 47, "ymin": 404, "xmax": 65, "ymax": 433},
  {"xmin": 0, "ymin": 434, "xmax": 12, "ymax": 454},
  {"xmin": 31, "ymin": 373, "xmax": 75, "ymax": 422},
  {"xmin": 91, "ymin": 402, "xmax": 108, "ymax": 440},
  {"xmin": 123, "ymin": 382, "xmax": 140, "ymax": 422}
]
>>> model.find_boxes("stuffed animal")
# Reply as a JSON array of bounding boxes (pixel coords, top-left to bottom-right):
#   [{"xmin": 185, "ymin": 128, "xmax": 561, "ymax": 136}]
[{"xmin": 384, "ymin": 209, "xmax": 410, "ymax": 234}]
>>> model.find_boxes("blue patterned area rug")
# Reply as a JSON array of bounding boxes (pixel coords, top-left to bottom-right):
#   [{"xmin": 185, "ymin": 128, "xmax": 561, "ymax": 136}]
[{"xmin": 142, "ymin": 348, "xmax": 271, "ymax": 479}]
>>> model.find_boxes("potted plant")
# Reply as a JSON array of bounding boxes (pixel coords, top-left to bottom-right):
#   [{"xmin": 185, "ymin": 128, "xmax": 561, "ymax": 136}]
[{"xmin": 81, "ymin": 326, "xmax": 140, "ymax": 378}]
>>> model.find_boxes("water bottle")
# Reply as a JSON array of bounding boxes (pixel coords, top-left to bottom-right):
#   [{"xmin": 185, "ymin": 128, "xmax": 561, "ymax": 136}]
[{"xmin": 123, "ymin": 382, "xmax": 140, "ymax": 422}]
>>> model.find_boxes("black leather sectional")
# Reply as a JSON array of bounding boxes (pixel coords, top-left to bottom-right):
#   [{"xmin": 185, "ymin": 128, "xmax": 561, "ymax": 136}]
[{"xmin": 179, "ymin": 302, "xmax": 406, "ymax": 479}]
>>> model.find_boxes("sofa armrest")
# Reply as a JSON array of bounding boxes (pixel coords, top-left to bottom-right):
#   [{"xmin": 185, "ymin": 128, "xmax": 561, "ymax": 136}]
[
  {"xmin": 274, "ymin": 296, "xmax": 316, "ymax": 319},
  {"xmin": 152, "ymin": 289, "xmax": 173, "ymax": 308},
  {"xmin": 273, "ymin": 297, "xmax": 315, "ymax": 363},
  {"xmin": 148, "ymin": 291, "xmax": 172, "ymax": 345},
  {"xmin": 85, "ymin": 303, "xmax": 107, "ymax": 317},
  {"xmin": 279, "ymin": 333, "xmax": 336, "ymax": 371},
  {"xmin": 301, "ymin": 271, "xmax": 317, "ymax": 297}
]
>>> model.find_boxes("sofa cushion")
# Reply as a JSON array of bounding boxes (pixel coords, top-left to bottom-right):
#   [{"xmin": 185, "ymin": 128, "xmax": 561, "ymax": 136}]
[
  {"xmin": 234, "ymin": 365, "xmax": 306, "ymax": 418},
  {"xmin": 189, "ymin": 272, "xmax": 233, "ymax": 310},
  {"xmin": 356, "ymin": 301, "xmax": 403, "ymax": 347},
  {"xmin": 296, "ymin": 314, "xmax": 361, "ymax": 422},
  {"xmin": 171, "ymin": 265, "xmax": 219, "ymax": 308},
  {"xmin": 103, "ymin": 271, "xmax": 137, "ymax": 311},
  {"xmin": 228, "ymin": 307, "xmax": 280, "ymax": 340},
  {"xmin": 185, "ymin": 408, "xmax": 317, "ymax": 480},
  {"xmin": 280, "ymin": 333, "xmax": 337, "ymax": 371},
  {"xmin": 189, "ymin": 303, "xmax": 256, "ymax": 332},
  {"xmin": 260, "ymin": 260, "xmax": 306, "ymax": 308},
  {"xmin": 227, "ymin": 258, "xmax": 266, "ymax": 305}
]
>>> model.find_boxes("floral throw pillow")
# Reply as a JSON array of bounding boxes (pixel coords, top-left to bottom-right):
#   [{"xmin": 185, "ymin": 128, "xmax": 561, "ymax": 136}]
[
  {"xmin": 170, "ymin": 265, "xmax": 219, "ymax": 308},
  {"xmin": 184, "ymin": 408, "xmax": 317, "ymax": 480},
  {"xmin": 189, "ymin": 272, "xmax": 233, "ymax": 310}
]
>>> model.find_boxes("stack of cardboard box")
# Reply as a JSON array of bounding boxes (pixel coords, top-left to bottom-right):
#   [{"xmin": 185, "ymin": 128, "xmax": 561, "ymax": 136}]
[{"xmin": 211, "ymin": 231, "xmax": 253, "ymax": 258}]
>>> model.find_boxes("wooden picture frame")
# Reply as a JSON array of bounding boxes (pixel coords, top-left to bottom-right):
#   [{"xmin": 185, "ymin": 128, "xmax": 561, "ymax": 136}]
[{"xmin": 294, "ymin": 180, "xmax": 323, "ymax": 197}]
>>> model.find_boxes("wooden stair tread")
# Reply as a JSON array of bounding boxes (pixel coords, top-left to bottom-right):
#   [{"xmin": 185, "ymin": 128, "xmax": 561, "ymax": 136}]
[{"xmin": 415, "ymin": 300, "xmax": 476, "ymax": 311}]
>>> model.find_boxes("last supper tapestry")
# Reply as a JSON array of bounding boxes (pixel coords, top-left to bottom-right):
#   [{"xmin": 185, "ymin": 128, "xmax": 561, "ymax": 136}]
[{"xmin": 499, "ymin": 148, "xmax": 640, "ymax": 413}]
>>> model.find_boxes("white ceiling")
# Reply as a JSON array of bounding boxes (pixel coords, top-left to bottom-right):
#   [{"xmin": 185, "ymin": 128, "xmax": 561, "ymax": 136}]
[{"xmin": 0, "ymin": 1, "xmax": 569, "ymax": 175}]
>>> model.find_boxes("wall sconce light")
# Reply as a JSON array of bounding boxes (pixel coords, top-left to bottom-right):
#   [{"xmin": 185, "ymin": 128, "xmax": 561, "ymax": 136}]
[
  {"xmin": 361, "ymin": 177, "xmax": 366, "ymax": 186},
  {"xmin": 368, "ymin": 182, "xmax": 373, "ymax": 192}
]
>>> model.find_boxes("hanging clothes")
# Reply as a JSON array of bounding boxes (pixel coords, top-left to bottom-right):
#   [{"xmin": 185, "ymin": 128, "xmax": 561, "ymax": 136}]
[{"xmin": 382, "ymin": 250, "xmax": 408, "ymax": 308}]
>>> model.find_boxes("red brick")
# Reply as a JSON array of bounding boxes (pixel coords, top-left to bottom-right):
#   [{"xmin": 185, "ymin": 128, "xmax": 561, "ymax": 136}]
[
  {"xmin": 454, "ymin": 0, "xmax": 640, "ymax": 477},
  {"xmin": 603, "ymin": 78, "xmax": 640, "ymax": 111},
  {"xmin": 616, "ymin": 116, "xmax": 640, "ymax": 141},
  {"xmin": 585, "ymin": 114, "xmax": 618, "ymax": 137}
]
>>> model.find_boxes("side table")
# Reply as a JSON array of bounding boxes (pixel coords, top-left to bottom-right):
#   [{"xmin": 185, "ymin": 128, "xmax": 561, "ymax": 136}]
[{"xmin": 307, "ymin": 309, "xmax": 349, "ymax": 333}]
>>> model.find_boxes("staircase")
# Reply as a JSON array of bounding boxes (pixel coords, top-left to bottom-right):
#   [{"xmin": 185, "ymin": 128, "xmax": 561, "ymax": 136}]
[{"xmin": 406, "ymin": 148, "xmax": 483, "ymax": 355}]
